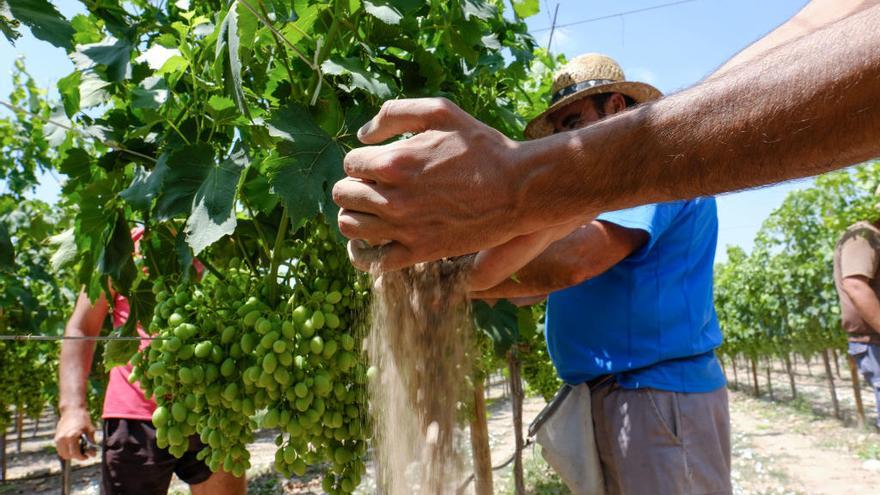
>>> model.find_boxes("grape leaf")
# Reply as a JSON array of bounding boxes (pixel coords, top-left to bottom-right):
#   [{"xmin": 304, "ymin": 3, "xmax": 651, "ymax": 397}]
[
  {"xmin": 321, "ymin": 57, "xmax": 394, "ymax": 98},
  {"xmin": 154, "ymin": 145, "xmax": 214, "ymax": 221},
  {"xmin": 473, "ymin": 299, "xmax": 520, "ymax": 356},
  {"xmin": 71, "ymin": 37, "xmax": 133, "ymax": 82},
  {"xmin": 98, "ymin": 211, "xmax": 137, "ymax": 296},
  {"xmin": 217, "ymin": 2, "xmax": 252, "ymax": 119},
  {"xmin": 462, "ymin": 0, "xmax": 495, "ymax": 21},
  {"xmin": 131, "ymin": 76, "xmax": 169, "ymax": 110},
  {"xmin": 184, "ymin": 146, "xmax": 248, "ymax": 255},
  {"xmin": 6, "ymin": 0, "xmax": 74, "ymax": 50},
  {"xmin": 57, "ymin": 71, "xmax": 81, "ymax": 117},
  {"xmin": 362, "ymin": 0, "xmax": 422, "ymax": 24},
  {"xmin": 265, "ymin": 103, "xmax": 345, "ymax": 229}
]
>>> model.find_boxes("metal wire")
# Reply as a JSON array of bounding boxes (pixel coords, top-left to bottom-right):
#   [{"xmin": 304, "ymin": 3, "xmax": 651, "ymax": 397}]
[{"xmin": 0, "ymin": 335, "xmax": 163, "ymax": 341}]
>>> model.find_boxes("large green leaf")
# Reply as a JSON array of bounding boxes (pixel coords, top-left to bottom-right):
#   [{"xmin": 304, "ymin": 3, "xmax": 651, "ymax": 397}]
[
  {"xmin": 6, "ymin": 0, "xmax": 74, "ymax": 50},
  {"xmin": 120, "ymin": 153, "xmax": 169, "ymax": 211},
  {"xmin": 184, "ymin": 146, "xmax": 248, "ymax": 255},
  {"xmin": 265, "ymin": 103, "xmax": 345, "ymax": 229},
  {"xmin": 98, "ymin": 211, "xmax": 137, "ymax": 295},
  {"xmin": 71, "ymin": 37, "xmax": 133, "ymax": 82},
  {"xmin": 217, "ymin": 2, "xmax": 251, "ymax": 119},
  {"xmin": 321, "ymin": 57, "xmax": 394, "ymax": 99},
  {"xmin": 473, "ymin": 300, "xmax": 520, "ymax": 356},
  {"xmin": 154, "ymin": 144, "xmax": 214, "ymax": 220}
]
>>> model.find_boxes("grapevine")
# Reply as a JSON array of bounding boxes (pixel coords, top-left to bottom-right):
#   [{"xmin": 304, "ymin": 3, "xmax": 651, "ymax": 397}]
[{"xmin": 130, "ymin": 217, "xmax": 370, "ymax": 492}]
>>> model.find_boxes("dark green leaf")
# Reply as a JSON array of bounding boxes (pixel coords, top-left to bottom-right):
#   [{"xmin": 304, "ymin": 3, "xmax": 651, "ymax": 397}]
[
  {"xmin": 176, "ymin": 229, "xmax": 194, "ymax": 282},
  {"xmin": 7, "ymin": 0, "xmax": 74, "ymax": 50},
  {"xmin": 130, "ymin": 76, "xmax": 168, "ymax": 109},
  {"xmin": 154, "ymin": 144, "xmax": 213, "ymax": 220},
  {"xmin": 184, "ymin": 146, "xmax": 247, "ymax": 255},
  {"xmin": 265, "ymin": 103, "xmax": 345, "ymax": 228},
  {"xmin": 71, "ymin": 37, "xmax": 133, "ymax": 82},
  {"xmin": 217, "ymin": 2, "xmax": 252, "ymax": 119},
  {"xmin": 98, "ymin": 212, "xmax": 137, "ymax": 295},
  {"xmin": 0, "ymin": 222, "xmax": 15, "ymax": 272},
  {"xmin": 473, "ymin": 300, "xmax": 520, "ymax": 355}
]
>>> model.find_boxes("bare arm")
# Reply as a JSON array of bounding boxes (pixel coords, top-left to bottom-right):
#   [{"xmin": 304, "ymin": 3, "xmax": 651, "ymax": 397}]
[
  {"xmin": 54, "ymin": 290, "xmax": 108, "ymax": 461},
  {"xmin": 335, "ymin": 5, "xmax": 880, "ymax": 271},
  {"xmin": 470, "ymin": 221, "xmax": 646, "ymax": 299},
  {"xmin": 842, "ymin": 276, "xmax": 880, "ymax": 334},
  {"xmin": 711, "ymin": 0, "xmax": 879, "ymax": 78}
]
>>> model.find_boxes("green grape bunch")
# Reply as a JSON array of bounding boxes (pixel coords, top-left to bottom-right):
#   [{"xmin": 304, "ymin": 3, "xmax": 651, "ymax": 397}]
[{"xmin": 131, "ymin": 218, "xmax": 371, "ymax": 492}]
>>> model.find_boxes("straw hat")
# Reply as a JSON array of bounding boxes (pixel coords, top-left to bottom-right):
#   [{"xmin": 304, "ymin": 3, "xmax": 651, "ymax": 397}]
[{"xmin": 524, "ymin": 53, "xmax": 662, "ymax": 139}]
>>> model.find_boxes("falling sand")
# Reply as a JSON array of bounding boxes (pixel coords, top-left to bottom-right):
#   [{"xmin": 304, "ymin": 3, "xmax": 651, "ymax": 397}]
[{"xmin": 368, "ymin": 257, "xmax": 475, "ymax": 494}]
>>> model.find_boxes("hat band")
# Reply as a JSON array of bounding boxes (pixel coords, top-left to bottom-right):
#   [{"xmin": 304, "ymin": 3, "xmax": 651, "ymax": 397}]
[{"xmin": 551, "ymin": 79, "xmax": 616, "ymax": 103}]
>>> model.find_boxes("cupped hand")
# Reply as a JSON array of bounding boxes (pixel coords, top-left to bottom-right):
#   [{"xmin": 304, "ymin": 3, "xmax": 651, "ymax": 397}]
[{"xmin": 334, "ymin": 97, "xmax": 537, "ymax": 272}]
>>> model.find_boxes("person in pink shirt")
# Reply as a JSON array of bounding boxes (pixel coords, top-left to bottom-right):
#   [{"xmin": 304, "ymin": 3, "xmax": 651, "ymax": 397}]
[{"xmin": 53, "ymin": 228, "xmax": 245, "ymax": 495}]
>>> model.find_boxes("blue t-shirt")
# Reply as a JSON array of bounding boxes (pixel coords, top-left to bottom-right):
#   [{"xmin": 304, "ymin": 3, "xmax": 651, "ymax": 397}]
[{"xmin": 545, "ymin": 197, "xmax": 725, "ymax": 393}]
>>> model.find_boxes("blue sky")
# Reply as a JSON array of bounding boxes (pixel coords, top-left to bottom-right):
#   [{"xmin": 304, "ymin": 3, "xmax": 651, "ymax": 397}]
[{"xmin": 0, "ymin": 0, "xmax": 815, "ymax": 261}]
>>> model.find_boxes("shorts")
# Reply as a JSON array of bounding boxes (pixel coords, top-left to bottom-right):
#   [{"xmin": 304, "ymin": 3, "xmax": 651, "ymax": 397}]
[{"xmin": 101, "ymin": 418, "xmax": 212, "ymax": 495}]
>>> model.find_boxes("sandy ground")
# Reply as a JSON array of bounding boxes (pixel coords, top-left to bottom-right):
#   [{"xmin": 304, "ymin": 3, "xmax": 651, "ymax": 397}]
[{"xmin": 5, "ymin": 361, "xmax": 880, "ymax": 494}]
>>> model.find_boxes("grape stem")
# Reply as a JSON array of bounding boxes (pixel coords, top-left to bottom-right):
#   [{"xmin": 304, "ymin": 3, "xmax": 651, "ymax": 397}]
[{"xmin": 266, "ymin": 206, "xmax": 290, "ymax": 305}]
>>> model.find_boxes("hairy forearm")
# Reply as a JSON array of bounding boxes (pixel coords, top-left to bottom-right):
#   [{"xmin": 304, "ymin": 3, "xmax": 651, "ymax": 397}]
[{"xmin": 517, "ymin": 5, "xmax": 880, "ymax": 224}]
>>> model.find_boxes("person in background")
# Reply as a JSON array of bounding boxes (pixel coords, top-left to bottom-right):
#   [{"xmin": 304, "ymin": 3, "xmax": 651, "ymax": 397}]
[
  {"xmin": 53, "ymin": 228, "xmax": 246, "ymax": 495},
  {"xmin": 833, "ymin": 219, "xmax": 880, "ymax": 429},
  {"xmin": 475, "ymin": 54, "xmax": 729, "ymax": 495}
]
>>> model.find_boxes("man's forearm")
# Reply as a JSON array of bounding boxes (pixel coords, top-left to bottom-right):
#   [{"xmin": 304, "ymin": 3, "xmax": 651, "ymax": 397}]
[
  {"xmin": 58, "ymin": 335, "xmax": 97, "ymax": 413},
  {"xmin": 472, "ymin": 221, "xmax": 642, "ymax": 299},
  {"xmin": 518, "ymin": 5, "xmax": 880, "ymax": 223},
  {"xmin": 845, "ymin": 281, "xmax": 880, "ymax": 335}
]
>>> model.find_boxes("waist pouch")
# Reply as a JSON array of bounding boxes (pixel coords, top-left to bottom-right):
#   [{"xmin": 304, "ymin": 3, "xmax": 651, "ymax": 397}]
[{"xmin": 529, "ymin": 382, "xmax": 606, "ymax": 495}]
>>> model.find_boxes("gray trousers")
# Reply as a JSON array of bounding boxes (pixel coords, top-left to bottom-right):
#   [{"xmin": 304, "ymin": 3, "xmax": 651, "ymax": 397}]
[
  {"xmin": 849, "ymin": 342, "xmax": 880, "ymax": 427},
  {"xmin": 591, "ymin": 384, "xmax": 732, "ymax": 495}
]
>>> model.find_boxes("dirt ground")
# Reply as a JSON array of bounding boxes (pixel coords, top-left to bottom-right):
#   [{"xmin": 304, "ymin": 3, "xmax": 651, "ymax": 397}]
[{"xmin": 4, "ymin": 360, "xmax": 880, "ymax": 495}]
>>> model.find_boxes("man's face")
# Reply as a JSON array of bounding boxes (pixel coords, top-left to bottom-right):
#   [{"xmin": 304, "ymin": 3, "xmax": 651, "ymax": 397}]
[{"xmin": 548, "ymin": 92, "xmax": 624, "ymax": 134}]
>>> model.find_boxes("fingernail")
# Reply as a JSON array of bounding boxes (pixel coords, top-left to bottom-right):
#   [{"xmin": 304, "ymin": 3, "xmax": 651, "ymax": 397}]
[{"xmin": 357, "ymin": 120, "xmax": 373, "ymax": 140}]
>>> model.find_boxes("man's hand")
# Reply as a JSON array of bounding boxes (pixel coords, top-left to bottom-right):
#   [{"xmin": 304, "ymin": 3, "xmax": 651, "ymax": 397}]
[
  {"xmin": 54, "ymin": 407, "xmax": 96, "ymax": 461},
  {"xmin": 334, "ymin": 98, "xmax": 578, "ymax": 272}
]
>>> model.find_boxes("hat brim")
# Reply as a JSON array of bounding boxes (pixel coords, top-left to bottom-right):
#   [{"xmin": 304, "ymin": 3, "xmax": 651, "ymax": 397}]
[{"xmin": 524, "ymin": 81, "xmax": 662, "ymax": 139}]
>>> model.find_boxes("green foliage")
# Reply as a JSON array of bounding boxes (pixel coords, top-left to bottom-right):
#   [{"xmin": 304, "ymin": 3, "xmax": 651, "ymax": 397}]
[
  {"xmin": 1, "ymin": 0, "xmax": 568, "ymax": 489},
  {"xmin": 716, "ymin": 163, "xmax": 880, "ymax": 363}
]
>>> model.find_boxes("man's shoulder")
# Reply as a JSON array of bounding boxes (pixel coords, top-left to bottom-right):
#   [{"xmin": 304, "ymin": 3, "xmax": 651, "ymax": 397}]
[{"xmin": 837, "ymin": 221, "xmax": 880, "ymax": 252}]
